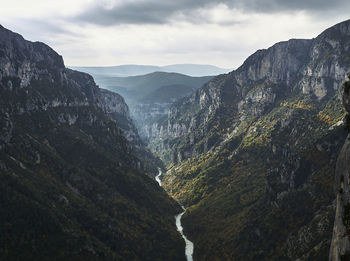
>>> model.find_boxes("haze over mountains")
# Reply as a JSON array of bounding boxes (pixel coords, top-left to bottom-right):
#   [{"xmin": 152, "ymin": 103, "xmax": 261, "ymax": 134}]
[
  {"xmin": 71, "ymin": 64, "xmax": 232, "ymax": 77},
  {"xmin": 68, "ymin": 70, "xmax": 214, "ymax": 142},
  {"xmin": 83, "ymin": 71, "xmax": 212, "ymax": 104}
]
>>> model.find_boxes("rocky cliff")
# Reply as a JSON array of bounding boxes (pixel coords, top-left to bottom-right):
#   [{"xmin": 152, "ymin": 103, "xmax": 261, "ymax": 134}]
[
  {"xmin": 148, "ymin": 20, "xmax": 350, "ymax": 260},
  {"xmin": 150, "ymin": 21, "xmax": 349, "ymax": 164},
  {"xmin": 0, "ymin": 25, "xmax": 184, "ymax": 260},
  {"xmin": 131, "ymin": 84, "xmax": 199, "ymax": 142},
  {"xmin": 100, "ymin": 88, "xmax": 164, "ymax": 172},
  {"xmin": 131, "ymin": 102, "xmax": 170, "ymax": 141},
  {"xmin": 100, "ymin": 88, "xmax": 139, "ymax": 143},
  {"xmin": 330, "ymin": 74, "xmax": 350, "ymax": 261}
]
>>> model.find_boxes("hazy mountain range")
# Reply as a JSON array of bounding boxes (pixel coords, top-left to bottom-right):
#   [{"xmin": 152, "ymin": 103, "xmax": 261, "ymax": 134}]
[
  {"xmin": 84, "ymin": 71, "xmax": 212, "ymax": 104},
  {"xmin": 70, "ymin": 64, "xmax": 232, "ymax": 77},
  {"xmin": 72, "ymin": 66, "xmax": 215, "ymax": 144}
]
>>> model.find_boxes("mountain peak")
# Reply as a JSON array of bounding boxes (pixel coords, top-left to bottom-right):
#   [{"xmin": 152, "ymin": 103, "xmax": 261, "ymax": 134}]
[
  {"xmin": 0, "ymin": 25, "xmax": 65, "ymax": 87},
  {"xmin": 317, "ymin": 19, "xmax": 350, "ymax": 39}
]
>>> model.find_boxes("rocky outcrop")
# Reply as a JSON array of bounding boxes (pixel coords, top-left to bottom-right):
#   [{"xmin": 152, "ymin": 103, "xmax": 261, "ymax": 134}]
[
  {"xmin": 100, "ymin": 88, "xmax": 139, "ymax": 143},
  {"xmin": 99, "ymin": 88, "xmax": 164, "ymax": 172},
  {"xmin": 129, "ymin": 84, "xmax": 204, "ymax": 142},
  {"xmin": 131, "ymin": 102, "xmax": 170, "ymax": 141},
  {"xmin": 0, "ymin": 25, "xmax": 65, "ymax": 89},
  {"xmin": 330, "ymin": 74, "xmax": 350, "ymax": 261},
  {"xmin": 101, "ymin": 89, "xmax": 130, "ymax": 117}
]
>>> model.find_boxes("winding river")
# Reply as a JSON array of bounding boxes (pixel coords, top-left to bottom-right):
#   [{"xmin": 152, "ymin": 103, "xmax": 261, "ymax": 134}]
[{"xmin": 155, "ymin": 169, "xmax": 194, "ymax": 261}]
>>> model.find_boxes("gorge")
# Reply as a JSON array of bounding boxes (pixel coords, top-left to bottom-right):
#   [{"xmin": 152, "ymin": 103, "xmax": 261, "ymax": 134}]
[
  {"xmin": 141, "ymin": 19, "xmax": 350, "ymax": 260},
  {"xmin": 2, "ymin": 17, "xmax": 350, "ymax": 261}
]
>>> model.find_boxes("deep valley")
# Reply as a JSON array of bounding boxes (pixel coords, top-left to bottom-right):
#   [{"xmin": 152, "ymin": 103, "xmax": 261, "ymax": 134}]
[{"xmin": 2, "ymin": 14, "xmax": 350, "ymax": 261}]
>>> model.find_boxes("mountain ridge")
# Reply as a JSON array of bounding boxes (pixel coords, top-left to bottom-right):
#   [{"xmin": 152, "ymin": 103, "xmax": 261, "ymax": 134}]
[
  {"xmin": 0, "ymin": 25, "xmax": 185, "ymax": 261},
  {"xmin": 147, "ymin": 19, "xmax": 350, "ymax": 260},
  {"xmin": 71, "ymin": 63, "xmax": 231, "ymax": 77}
]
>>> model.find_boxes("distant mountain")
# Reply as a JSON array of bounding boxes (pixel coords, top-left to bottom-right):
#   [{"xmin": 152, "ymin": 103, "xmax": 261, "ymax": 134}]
[
  {"xmin": 70, "ymin": 65, "xmax": 160, "ymax": 77},
  {"xmin": 70, "ymin": 69, "xmax": 213, "ymax": 142},
  {"xmin": 139, "ymin": 84, "xmax": 196, "ymax": 104},
  {"xmin": 89, "ymin": 71, "xmax": 212, "ymax": 104},
  {"xmin": 161, "ymin": 64, "xmax": 232, "ymax": 77},
  {"xmin": 96, "ymin": 72, "xmax": 212, "ymax": 142},
  {"xmin": 71, "ymin": 64, "xmax": 231, "ymax": 77}
]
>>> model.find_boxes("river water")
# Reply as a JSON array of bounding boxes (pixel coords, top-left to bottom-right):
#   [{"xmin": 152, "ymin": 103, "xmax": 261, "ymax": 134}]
[
  {"xmin": 155, "ymin": 168, "xmax": 194, "ymax": 261},
  {"xmin": 155, "ymin": 168, "xmax": 162, "ymax": 186}
]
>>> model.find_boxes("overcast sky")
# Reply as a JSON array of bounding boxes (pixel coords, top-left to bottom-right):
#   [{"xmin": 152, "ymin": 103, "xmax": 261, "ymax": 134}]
[{"xmin": 1, "ymin": 0, "xmax": 350, "ymax": 69}]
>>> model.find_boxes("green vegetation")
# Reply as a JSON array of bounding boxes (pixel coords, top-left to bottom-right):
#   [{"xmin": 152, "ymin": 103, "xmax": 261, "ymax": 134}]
[
  {"xmin": 0, "ymin": 69, "xmax": 185, "ymax": 260},
  {"xmin": 146, "ymin": 19, "xmax": 350, "ymax": 261},
  {"xmin": 159, "ymin": 89, "xmax": 346, "ymax": 260}
]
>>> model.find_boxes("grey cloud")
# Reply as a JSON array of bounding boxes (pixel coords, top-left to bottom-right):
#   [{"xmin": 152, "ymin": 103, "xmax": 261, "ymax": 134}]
[
  {"xmin": 73, "ymin": 0, "xmax": 350, "ymax": 25},
  {"xmin": 13, "ymin": 19, "xmax": 82, "ymax": 38},
  {"xmin": 75, "ymin": 1, "xmax": 211, "ymax": 25}
]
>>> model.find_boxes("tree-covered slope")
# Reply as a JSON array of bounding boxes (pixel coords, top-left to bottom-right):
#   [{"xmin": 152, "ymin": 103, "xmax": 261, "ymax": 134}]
[
  {"xmin": 0, "ymin": 25, "xmax": 184, "ymax": 261},
  {"xmin": 149, "ymin": 19, "xmax": 350, "ymax": 260}
]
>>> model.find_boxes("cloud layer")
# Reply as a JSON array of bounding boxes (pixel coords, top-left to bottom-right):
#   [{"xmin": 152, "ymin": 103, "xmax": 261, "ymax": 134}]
[
  {"xmin": 1, "ymin": 1, "xmax": 349, "ymax": 68},
  {"xmin": 74, "ymin": 0, "xmax": 350, "ymax": 25}
]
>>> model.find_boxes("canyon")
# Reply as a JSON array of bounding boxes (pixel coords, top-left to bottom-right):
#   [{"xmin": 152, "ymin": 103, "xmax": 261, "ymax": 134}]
[{"xmin": 2, "ymin": 18, "xmax": 350, "ymax": 261}]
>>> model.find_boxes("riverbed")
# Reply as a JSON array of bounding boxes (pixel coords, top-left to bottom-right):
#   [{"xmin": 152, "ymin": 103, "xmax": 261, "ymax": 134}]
[{"xmin": 155, "ymin": 168, "xmax": 194, "ymax": 261}]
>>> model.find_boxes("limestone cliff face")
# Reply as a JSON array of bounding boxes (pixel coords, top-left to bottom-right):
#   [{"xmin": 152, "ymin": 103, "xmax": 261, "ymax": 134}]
[
  {"xmin": 100, "ymin": 88, "xmax": 139, "ymax": 143},
  {"xmin": 152, "ymin": 20, "xmax": 350, "ymax": 260},
  {"xmin": 99, "ymin": 88, "xmax": 164, "ymax": 172},
  {"xmin": 100, "ymin": 89, "xmax": 130, "ymax": 118},
  {"xmin": 0, "ymin": 23, "xmax": 164, "ymax": 174},
  {"xmin": 131, "ymin": 102, "xmax": 170, "ymax": 141},
  {"xmin": 0, "ymin": 24, "xmax": 146, "ymax": 161},
  {"xmin": 0, "ymin": 25, "xmax": 65, "ymax": 89},
  {"xmin": 129, "ymin": 83, "xmax": 204, "ymax": 142},
  {"xmin": 0, "ymin": 25, "xmax": 108, "ymax": 152},
  {"xmin": 0, "ymin": 23, "xmax": 104, "ymax": 128},
  {"xmin": 330, "ymin": 75, "xmax": 350, "ymax": 261},
  {"xmin": 149, "ymin": 20, "xmax": 350, "ymax": 165}
]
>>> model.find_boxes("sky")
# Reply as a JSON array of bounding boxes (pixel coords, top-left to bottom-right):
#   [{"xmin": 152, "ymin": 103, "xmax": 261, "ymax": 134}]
[{"xmin": 1, "ymin": 0, "xmax": 350, "ymax": 69}]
